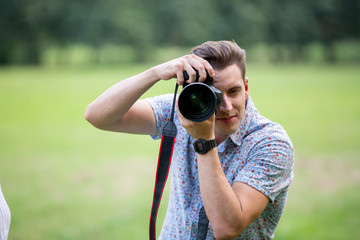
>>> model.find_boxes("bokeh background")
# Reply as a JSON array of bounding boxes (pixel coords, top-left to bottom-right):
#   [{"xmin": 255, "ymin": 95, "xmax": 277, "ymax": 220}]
[{"xmin": 1, "ymin": 0, "xmax": 359, "ymax": 239}]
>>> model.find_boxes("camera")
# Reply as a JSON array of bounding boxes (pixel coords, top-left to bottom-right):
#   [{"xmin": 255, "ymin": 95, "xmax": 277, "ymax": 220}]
[{"xmin": 178, "ymin": 69, "xmax": 223, "ymax": 122}]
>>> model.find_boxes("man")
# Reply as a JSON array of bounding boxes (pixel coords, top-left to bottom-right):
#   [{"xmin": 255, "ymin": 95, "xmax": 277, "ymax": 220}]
[{"xmin": 85, "ymin": 40, "xmax": 294, "ymax": 239}]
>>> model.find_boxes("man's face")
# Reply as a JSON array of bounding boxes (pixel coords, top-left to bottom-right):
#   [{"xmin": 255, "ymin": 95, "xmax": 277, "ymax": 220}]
[{"xmin": 213, "ymin": 64, "xmax": 249, "ymax": 140}]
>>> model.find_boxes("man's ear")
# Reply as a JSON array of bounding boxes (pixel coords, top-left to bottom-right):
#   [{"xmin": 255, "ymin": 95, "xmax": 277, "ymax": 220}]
[{"xmin": 244, "ymin": 77, "xmax": 249, "ymax": 99}]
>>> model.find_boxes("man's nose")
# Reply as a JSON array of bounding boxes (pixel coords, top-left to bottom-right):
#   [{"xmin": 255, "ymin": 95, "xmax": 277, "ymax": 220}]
[{"xmin": 219, "ymin": 95, "xmax": 232, "ymax": 112}]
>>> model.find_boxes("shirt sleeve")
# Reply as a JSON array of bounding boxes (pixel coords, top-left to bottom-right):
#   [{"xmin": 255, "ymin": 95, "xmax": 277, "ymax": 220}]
[
  {"xmin": 235, "ymin": 134, "xmax": 294, "ymax": 202},
  {"xmin": 144, "ymin": 94, "xmax": 175, "ymax": 140}
]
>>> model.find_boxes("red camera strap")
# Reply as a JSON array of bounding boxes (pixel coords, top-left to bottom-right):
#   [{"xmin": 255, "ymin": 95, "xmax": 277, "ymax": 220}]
[
  {"xmin": 149, "ymin": 85, "xmax": 178, "ymax": 240},
  {"xmin": 149, "ymin": 123, "xmax": 177, "ymax": 240}
]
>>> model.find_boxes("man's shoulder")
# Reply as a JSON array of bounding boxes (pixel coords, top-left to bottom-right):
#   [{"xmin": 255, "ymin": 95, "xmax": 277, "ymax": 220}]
[
  {"xmin": 144, "ymin": 93, "xmax": 176, "ymax": 119},
  {"xmin": 144, "ymin": 93, "xmax": 174, "ymax": 107},
  {"xmin": 244, "ymin": 110, "xmax": 293, "ymax": 152},
  {"xmin": 145, "ymin": 94, "xmax": 178, "ymax": 139}
]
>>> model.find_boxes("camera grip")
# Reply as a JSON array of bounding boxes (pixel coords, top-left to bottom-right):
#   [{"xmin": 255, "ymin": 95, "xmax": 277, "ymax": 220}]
[{"xmin": 183, "ymin": 68, "xmax": 211, "ymax": 87}]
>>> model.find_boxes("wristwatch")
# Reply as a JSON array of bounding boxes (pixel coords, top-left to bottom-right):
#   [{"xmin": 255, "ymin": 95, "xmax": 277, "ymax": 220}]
[{"xmin": 193, "ymin": 139, "xmax": 217, "ymax": 154}]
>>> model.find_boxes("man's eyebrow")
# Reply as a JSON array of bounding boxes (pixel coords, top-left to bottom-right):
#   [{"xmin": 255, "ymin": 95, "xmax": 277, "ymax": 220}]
[{"xmin": 228, "ymin": 86, "xmax": 242, "ymax": 92}]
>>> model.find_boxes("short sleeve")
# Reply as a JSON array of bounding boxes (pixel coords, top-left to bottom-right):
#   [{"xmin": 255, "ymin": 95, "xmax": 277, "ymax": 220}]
[
  {"xmin": 144, "ymin": 94, "xmax": 175, "ymax": 140},
  {"xmin": 235, "ymin": 136, "xmax": 294, "ymax": 202}
]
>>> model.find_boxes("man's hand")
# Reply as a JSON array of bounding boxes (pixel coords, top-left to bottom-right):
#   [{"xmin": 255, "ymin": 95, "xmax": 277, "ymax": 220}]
[
  {"xmin": 178, "ymin": 107, "xmax": 216, "ymax": 140},
  {"xmin": 152, "ymin": 54, "xmax": 215, "ymax": 85}
]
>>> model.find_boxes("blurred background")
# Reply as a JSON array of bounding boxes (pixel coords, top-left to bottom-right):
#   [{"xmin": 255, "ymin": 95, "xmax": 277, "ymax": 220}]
[{"xmin": 0, "ymin": 0, "xmax": 359, "ymax": 239}]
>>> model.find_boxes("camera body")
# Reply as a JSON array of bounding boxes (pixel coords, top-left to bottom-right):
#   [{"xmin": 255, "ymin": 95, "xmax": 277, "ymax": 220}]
[{"xmin": 178, "ymin": 69, "xmax": 222, "ymax": 122}]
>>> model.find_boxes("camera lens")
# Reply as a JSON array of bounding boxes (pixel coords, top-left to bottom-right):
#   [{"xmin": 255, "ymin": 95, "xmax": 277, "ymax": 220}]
[
  {"xmin": 188, "ymin": 91, "xmax": 209, "ymax": 115},
  {"xmin": 178, "ymin": 83, "xmax": 217, "ymax": 122}
]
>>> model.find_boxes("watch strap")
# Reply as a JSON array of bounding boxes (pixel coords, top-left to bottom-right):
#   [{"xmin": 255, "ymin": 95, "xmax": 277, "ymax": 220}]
[
  {"xmin": 194, "ymin": 139, "xmax": 217, "ymax": 154},
  {"xmin": 205, "ymin": 139, "xmax": 217, "ymax": 150}
]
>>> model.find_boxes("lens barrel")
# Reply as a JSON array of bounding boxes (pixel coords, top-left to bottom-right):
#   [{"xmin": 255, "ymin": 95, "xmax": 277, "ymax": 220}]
[
  {"xmin": 178, "ymin": 83, "xmax": 218, "ymax": 122},
  {"xmin": 178, "ymin": 69, "xmax": 222, "ymax": 122}
]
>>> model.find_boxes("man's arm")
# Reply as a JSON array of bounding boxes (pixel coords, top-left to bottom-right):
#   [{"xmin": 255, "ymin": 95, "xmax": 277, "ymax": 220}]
[
  {"xmin": 85, "ymin": 54, "xmax": 214, "ymax": 134},
  {"xmin": 179, "ymin": 114, "xmax": 269, "ymax": 240},
  {"xmin": 197, "ymin": 149, "xmax": 269, "ymax": 240},
  {"xmin": 85, "ymin": 69, "xmax": 159, "ymax": 134}
]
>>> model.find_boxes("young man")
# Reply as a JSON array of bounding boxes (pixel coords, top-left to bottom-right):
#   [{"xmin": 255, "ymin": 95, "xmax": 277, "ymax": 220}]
[{"xmin": 85, "ymin": 40, "xmax": 294, "ymax": 239}]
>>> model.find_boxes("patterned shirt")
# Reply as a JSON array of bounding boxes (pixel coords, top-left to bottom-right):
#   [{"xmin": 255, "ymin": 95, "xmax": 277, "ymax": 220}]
[{"xmin": 146, "ymin": 94, "xmax": 294, "ymax": 239}]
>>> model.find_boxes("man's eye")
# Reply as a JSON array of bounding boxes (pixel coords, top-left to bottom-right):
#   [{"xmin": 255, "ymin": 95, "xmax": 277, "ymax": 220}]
[{"xmin": 229, "ymin": 89, "xmax": 240, "ymax": 95}]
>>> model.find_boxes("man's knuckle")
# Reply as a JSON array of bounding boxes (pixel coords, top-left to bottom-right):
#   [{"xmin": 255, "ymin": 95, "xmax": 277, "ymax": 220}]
[
  {"xmin": 184, "ymin": 54, "xmax": 192, "ymax": 60},
  {"xmin": 174, "ymin": 62, "xmax": 183, "ymax": 71}
]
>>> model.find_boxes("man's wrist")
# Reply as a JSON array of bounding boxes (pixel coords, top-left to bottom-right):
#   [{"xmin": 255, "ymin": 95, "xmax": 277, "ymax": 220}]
[
  {"xmin": 194, "ymin": 138, "xmax": 217, "ymax": 154},
  {"xmin": 145, "ymin": 67, "xmax": 162, "ymax": 83}
]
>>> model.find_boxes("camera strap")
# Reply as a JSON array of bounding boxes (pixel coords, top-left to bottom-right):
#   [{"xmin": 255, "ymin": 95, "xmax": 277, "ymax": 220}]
[
  {"xmin": 197, "ymin": 206, "xmax": 210, "ymax": 240},
  {"xmin": 149, "ymin": 83, "xmax": 210, "ymax": 240},
  {"xmin": 149, "ymin": 84, "xmax": 178, "ymax": 240}
]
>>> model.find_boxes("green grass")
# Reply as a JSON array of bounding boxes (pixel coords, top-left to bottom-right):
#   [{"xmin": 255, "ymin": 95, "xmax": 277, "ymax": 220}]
[{"xmin": 0, "ymin": 63, "xmax": 359, "ymax": 239}]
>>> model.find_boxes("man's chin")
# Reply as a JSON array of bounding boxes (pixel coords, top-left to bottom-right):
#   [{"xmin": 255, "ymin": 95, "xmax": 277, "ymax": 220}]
[{"xmin": 215, "ymin": 124, "xmax": 239, "ymax": 137}]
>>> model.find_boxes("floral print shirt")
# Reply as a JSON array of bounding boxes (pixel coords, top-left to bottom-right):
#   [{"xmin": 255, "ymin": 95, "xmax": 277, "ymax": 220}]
[{"xmin": 146, "ymin": 94, "xmax": 294, "ymax": 239}]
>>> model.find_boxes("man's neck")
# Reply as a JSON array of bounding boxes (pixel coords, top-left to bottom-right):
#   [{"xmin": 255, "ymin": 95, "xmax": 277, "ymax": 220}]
[{"xmin": 215, "ymin": 134, "xmax": 227, "ymax": 145}]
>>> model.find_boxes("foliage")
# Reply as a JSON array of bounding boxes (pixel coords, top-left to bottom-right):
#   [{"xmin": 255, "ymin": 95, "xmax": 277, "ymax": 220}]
[{"xmin": 0, "ymin": 0, "xmax": 359, "ymax": 64}]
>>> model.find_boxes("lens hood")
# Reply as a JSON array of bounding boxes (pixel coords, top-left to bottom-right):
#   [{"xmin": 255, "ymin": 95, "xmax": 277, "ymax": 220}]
[
  {"xmin": 178, "ymin": 82, "xmax": 219, "ymax": 122},
  {"xmin": 179, "ymin": 68, "xmax": 222, "ymax": 122}
]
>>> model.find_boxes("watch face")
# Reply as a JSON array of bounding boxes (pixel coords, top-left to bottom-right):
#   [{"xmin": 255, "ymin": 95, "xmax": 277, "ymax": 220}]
[
  {"xmin": 194, "ymin": 139, "xmax": 216, "ymax": 154},
  {"xmin": 195, "ymin": 140, "xmax": 205, "ymax": 153}
]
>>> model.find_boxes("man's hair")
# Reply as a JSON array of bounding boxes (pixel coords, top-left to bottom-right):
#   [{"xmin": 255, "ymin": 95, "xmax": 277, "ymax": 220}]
[{"xmin": 191, "ymin": 40, "xmax": 246, "ymax": 80}]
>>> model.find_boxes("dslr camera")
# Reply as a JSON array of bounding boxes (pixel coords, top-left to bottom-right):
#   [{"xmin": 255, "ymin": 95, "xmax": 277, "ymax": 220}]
[{"xmin": 178, "ymin": 69, "xmax": 223, "ymax": 122}]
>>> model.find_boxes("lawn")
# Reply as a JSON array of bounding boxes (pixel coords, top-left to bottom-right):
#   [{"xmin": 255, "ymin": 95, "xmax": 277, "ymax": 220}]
[{"xmin": 0, "ymin": 63, "xmax": 359, "ymax": 239}]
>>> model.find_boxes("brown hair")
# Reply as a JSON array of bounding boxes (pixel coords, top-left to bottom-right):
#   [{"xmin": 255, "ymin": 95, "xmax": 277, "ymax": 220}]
[{"xmin": 191, "ymin": 40, "xmax": 246, "ymax": 80}]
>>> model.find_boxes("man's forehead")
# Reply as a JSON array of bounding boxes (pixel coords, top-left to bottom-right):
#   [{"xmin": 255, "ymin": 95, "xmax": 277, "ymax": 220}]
[
  {"xmin": 213, "ymin": 64, "xmax": 243, "ymax": 79},
  {"xmin": 213, "ymin": 65, "xmax": 244, "ymax": 86}
]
